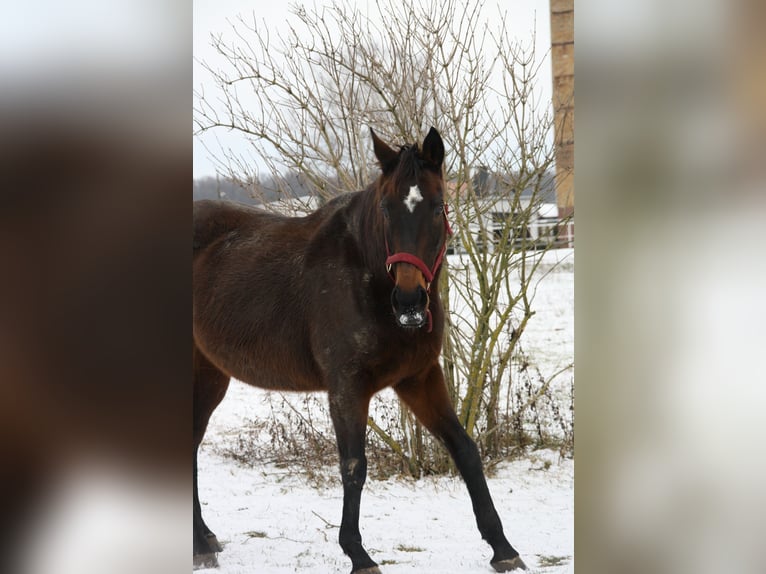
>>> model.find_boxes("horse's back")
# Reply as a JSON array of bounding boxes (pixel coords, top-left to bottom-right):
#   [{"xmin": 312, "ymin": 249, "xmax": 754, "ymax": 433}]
[{"xmin": 193, "ymin": 199, "xmax": 265, "ymax": 253}]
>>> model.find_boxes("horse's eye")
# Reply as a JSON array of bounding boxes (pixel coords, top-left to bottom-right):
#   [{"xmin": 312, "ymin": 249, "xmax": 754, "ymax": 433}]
[
  {"xmin": 434, "ymin": 204, "xmax": 444, "ymax": 217},
  {"xmin": 380, "ymin": 201, "xmax": 389, "ymax": 219}
]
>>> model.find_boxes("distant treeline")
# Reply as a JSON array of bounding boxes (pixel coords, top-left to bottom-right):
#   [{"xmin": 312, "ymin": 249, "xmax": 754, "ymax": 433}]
[
  {"xmin": 193, "ymin": 169, "xmax": 557, "ymax": 206},
  {"xmin": 192, "ymin": 173, "xmax": 319, "ymax": 206}
]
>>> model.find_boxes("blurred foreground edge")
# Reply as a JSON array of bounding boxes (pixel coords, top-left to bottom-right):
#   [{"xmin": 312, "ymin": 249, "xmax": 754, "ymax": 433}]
[{"xmin": 0, "ymin": 78, "xmax": 189, "ymax": 574}]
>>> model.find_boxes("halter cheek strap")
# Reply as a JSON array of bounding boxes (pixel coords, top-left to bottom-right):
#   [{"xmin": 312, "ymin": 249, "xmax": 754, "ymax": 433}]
[{"xmin": 384, "ymin": 205, "xmax": 453, "ymax": 332}]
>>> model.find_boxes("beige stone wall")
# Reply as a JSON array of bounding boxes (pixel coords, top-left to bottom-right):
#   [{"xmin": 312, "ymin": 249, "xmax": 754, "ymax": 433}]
[{"xmin": 551, "ymin": 0, "xmax": 574, "ymax": 218}]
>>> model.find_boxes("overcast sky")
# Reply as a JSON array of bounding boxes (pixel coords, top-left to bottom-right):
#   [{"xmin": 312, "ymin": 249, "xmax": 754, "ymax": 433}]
[{"xmin": 193, "ymin": 0, "xmax": 553, "ymax": 178}]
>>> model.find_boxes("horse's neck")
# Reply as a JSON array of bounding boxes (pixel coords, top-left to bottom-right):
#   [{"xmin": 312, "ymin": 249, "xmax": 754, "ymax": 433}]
[{"xmin": 352, "ymin": 185, "xmax": 388, "ymax": 282}]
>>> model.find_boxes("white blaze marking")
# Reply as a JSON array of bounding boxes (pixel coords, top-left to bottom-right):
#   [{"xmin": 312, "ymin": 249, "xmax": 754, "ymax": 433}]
[{"xmin": 404, "ymin": 185, "xmax": 423, "ymax": 213}]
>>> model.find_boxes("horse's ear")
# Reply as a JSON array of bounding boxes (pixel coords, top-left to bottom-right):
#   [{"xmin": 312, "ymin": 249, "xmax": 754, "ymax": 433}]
[
  {"xmin": 422, "ymin": 127, "xmax": 444, "ymax": 169},
  {"xmin": 370, "ymin": 128, "xmax": 398, "ymax": 173}
]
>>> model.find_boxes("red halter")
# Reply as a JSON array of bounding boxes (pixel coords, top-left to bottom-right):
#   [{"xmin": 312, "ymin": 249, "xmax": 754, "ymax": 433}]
[{"xmin": 384, "ymin": 204, "xmax": 453, "ymax": 332}]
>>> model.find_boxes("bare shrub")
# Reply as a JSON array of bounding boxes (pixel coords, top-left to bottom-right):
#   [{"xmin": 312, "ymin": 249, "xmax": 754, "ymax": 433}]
[{"xmin": 195, "ymin": 0, "xmax": 573, "ymax": 477}]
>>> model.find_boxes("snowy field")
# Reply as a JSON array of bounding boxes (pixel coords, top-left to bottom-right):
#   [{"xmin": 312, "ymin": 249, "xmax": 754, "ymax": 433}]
[{"xmin": 196, "ymin": 249, "xmax": 574, "ymax": 574}]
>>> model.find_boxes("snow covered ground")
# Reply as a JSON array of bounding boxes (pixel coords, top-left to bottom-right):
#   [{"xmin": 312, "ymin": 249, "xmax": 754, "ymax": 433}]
[
  {"xmin": 196, "ymin": 249, "xmax": 574, "ymax": 573},
  {"xmin": 197, "ymin": 440, "xmax": 572, "ymax": 573}
]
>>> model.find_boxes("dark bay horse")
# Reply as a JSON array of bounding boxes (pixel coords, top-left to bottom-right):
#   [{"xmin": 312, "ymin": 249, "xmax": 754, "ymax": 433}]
[{"xmin": 193, "ymin": 128, "xmax": 527, "ymax": 573}]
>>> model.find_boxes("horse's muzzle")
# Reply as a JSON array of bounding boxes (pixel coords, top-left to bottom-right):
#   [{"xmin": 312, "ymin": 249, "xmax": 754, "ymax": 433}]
[
  {"xmin": 397, "ymin": 309, "xmax": 427, "ymax": 328},
  {"xmin": 391, "ymin": 285, "xmax": 429, "ymax": 329}
]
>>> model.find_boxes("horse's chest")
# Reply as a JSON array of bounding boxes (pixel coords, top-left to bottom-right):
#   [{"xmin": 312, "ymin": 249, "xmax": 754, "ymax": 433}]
[{"xmin": 362, "ymin": 334, "xmax": 439, "ymax": 389}]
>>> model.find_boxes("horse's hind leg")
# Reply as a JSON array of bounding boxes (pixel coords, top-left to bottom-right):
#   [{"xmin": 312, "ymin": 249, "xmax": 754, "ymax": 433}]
[
  {"xmin": 193, "ymin": 344, "xmax": 230, "ymax": 568},
  {"xmin": 395, "ymin": 366, "xmax": 527, "ymax": 572}
]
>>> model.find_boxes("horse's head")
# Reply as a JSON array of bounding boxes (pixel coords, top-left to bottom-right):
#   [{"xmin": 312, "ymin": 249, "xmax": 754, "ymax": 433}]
[{"xmin": 371, "ymin": 127, "xmax": 451, "ymax": 331}]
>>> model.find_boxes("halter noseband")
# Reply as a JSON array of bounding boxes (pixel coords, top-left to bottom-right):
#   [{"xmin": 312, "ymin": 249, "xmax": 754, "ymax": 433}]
[{"xmin": 384, "ymin": 205, "xmax": 453, "ymax": 332}]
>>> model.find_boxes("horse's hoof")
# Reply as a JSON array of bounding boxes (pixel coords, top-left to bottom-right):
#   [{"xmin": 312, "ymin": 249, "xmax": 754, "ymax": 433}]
[
  {"xmin": 193, "ymin": 552, "xmax": 219, "ymax": 570},
  {"xmin": 352, "ymin": 567, "xmax": 382, "ymax": 574},
  {"xmin": 491, "ymin": 555, "xmax": 527, "ymax": 572},
  {"xmin": 206, "ymin": 534, "xmax": 223, "ymax": 552}
]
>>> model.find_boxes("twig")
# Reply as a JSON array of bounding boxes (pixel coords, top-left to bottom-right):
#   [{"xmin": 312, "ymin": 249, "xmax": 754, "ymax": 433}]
[{"xmin": 311, "ymin": 510, "xmax": 340, "ymax": 529}]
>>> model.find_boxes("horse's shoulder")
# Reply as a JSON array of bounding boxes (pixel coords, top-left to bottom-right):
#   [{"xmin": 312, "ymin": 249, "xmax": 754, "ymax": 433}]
[
  {"xmin": 307, "ymin": 193, "xmax": 358, "ymax": 264},
  {"xmin": 308, "ymin": 193, "xmax": 360, "ymax": 244},
  {"xmin": 310, "ymin": 192, "xmax": 357, "ymax": 220}
]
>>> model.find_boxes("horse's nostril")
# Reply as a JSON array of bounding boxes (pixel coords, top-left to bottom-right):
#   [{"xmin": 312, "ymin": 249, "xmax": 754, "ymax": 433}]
[{"xmin": 417, "ymin": 285, "xmax": 428, "ymax": 307}]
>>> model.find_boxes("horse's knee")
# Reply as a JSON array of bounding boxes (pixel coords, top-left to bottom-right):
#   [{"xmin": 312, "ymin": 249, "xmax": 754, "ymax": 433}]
[{"xmin": 340, "ymin": 456, "xmax": 367, "ymax": 488}]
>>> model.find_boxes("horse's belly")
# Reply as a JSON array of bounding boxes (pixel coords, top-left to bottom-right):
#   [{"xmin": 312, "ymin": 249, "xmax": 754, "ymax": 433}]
[
  {"xmin": 194, "ymin": 326, "xmax": 325, "ymax": 392},
  {"xmin": 237, "ymin": 366, "xmax": 326, "ymax": 392}
]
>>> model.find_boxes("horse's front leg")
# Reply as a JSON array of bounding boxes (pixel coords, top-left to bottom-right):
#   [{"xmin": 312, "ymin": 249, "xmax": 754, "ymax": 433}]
[
  {"xmin": 328, "ymin": 390, "xmax": 380, "ymax": 574},
  {"xmin": 394, "ymin": 365, "xmax": 527, "ymax": 572}
]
